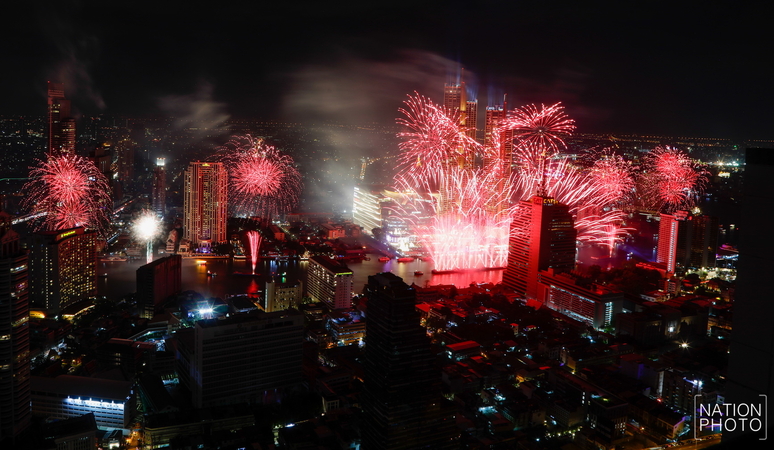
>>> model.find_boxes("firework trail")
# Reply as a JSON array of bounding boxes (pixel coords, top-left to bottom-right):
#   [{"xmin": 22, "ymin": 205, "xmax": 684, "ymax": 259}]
[
  {"xmin": 503, "ymin": 102, "xmax": 576, "ymax": 160},
  {"xmin": 133, "ymin": 210, "xmax": 160, "ymax": 264},
  {"xmin": 217, "ymin": 135, "xmax": 302, "ymax": 218},
  {"xmin": 246, "ymin": 230, "xmax": 262, "ymax": 274},
  {"xmin": 638, "ymin": 146, "xmax": 709, "ymax": 213},
  {"xmin": 23, "ymin": 152, "xmax": 111, "ymax": 234}
]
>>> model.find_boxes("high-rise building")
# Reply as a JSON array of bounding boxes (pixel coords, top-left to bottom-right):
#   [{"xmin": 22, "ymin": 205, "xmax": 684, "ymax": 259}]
[
  {"xmin": 484, "ymin": 98, "xmax": 514, "ymax": 172},
  {"xmin": 360, "ymin": 273, "xmax": 457, "ymax": 449},
  {"xmin": 27, "ymin": 227, "xmax": 97, "ymax": 315},
  {"xmin": 47, "ymin": 81, "xmax": 76, "ymax": 155},
  {"xmin": 152, "ymin": 158, "xmax": 166, "ymax": 217},
  {"xmin": 657, "ymin": 211, "xmax": 718, "ymax": 274},
  {"xmin": 0, "ymin": 212, "xmax": 31, "ymax": 443},
  {"xmin": 307, "ymin": 256, "xmax": 353, "ymax": 310},
  {"xmin": 183, "ymin": 162, "xmax": 228, "ymax": 252},
  {"xmin": 503, "ymin": 195, "xmax": 577, "ymax": 299},
  {"xmin": 136, "ymin": 254, "xmax": 182, "ymax": 319},
  {"xmin": 443, "ymin": 82, "xmax": 478, "ymax": 156},
  {"xmin": 176, "ymin": 310, "xmax": 303, "ymax": 408},
  {"xmin": 724, "ymin": 148, "xmax": 774, "ymax": 444}
]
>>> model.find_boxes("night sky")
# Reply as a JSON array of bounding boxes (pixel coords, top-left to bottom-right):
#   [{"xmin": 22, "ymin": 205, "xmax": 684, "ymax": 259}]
[{"xmin": 2, "ymin": 1, "xmax": 771, "ymax": 139}]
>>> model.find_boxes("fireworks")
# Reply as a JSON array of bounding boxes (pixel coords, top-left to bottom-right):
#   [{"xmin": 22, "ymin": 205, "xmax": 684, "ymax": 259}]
[
  {"xmin": 639, "ymin": 146, "xmax": 709, "ymax": 213},
  {"xmin": 133, "ymin": 210, "xmax": 160, "ymax": 264},
  {"xmin": 218, "ymin": 135, "xmax": 302, "ymax": 218},
  {"xmin": 504, "ymin": 102, "xmax": 576, "ymax": 159},
  {"xmin": 246, "ymin": 230, "xmax": 262, "ymax": 274},
  {"xmin": 23, "ymin": 152, "xmax": 111, "ymax": 234}
]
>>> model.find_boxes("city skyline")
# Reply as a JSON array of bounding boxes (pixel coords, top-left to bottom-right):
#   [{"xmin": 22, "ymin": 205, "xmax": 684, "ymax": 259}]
[{"xmin": 0, "ymin": 2, "xmax": 772, "ymax": 140}]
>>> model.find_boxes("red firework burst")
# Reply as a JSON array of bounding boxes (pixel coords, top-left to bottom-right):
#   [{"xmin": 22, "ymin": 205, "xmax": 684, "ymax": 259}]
[
  {"xmin": 503, "ymin": 102, "xmax": 575, "ymax": 157},
  {"xmin": 639, "ymin": 146, "xmax": 708, "ymax": 212},
  {"xmin": 218, "ymin": 135, "xmax": 302, "ymax": 218},
  {"xmin": 588, "ymin": 150, "xmax": 635, "ymax": 205},
  {"xmin": 23, "ymin": 152, "xmax": 111, "ymax": 234}
]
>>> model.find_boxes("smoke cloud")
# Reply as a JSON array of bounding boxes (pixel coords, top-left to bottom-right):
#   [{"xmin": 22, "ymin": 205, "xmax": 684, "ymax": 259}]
[{"xmin": 157, "ymin": 82, "xmax": 231, "ymax": 135}]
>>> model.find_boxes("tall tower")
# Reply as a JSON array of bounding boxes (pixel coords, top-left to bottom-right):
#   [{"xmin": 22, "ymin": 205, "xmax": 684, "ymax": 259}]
[
  {"xmin": 503, "ymin": 195, "xmax": 577, "ymax": 299},
  {"xmin": 360, "ymin": 273, "xmax": 457, "ymax": 449},
  {"xmin": 307, "ymin": 256, "xmax": 353, "ymax": 310},
  {"xmin": 47, "ymin": 81, "xmax": 76, "ymax": 155},
  {"xmin": 0, "ymin": 212, "xmax": 31, "ymax": 443},
  {"xmin": 27, "ymin": 227, "xmax": 97, "ymax": 315},
  {"xmin": 657, "ymin": 211, "xmax": 718, "ymax": 274},
  {"xmin": 152, "ymin": 158, "xmax": 166, "ymax": 217},
  {"xmin": 183, "ymin": 162, "xmax": 228, "ymax": 252}
]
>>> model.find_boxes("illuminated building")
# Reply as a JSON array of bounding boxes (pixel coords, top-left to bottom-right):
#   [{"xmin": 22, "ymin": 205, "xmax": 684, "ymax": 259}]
[
  {"xmin": 28, "ymin": 227, "xmax": 97, "ymax": 315},
  {"xmin": 136, "ymin": 255, "xmax": 182, "ymax": 319},
  {"xmin": 47, "ymin": 81, "xmax": 76, "ymax": 155},
  {"xmin": 657, "ymin": 211, "xmax": 718, "ymax": 274},
  {"xmin": 307, "ymin": 256, "xmax": 353, "ymax": 310},
  {"xmin": 503, "ymin": 195, "xmax": 577, "ymax": 299},
  {"xmin": 152, "ymin": 157, "xmax": 166, "ymax": 217},
  {"xmin": 484, "ymin": 98, "xmax": 514, "ymax": 174},
  {"xmin": 361, "ymin": 273, "xmax": 457, "ymax": 449},
  {"xmin": 537, "ymin": 268, "xmax": 625, "ymax": 329},
  {"xmin": 264, "ymin": 279, "xmax": 302, "ymax": 312},
  {"xmin": 326, "ymin": 309, "xmax": 365, "ymax": 346},
  {"xmin": 30, "ymin": 375, "xmax": 134, "ymax": 430},
  {"xmin": 183, "ymin": 161, "xmax": 228, "ymax": 252},
  {"xmin": 175, "ymin": 310, "xmax": 303, "ymax": 408},
  {"xmin": 353, "ymin": 186, "xmax": 385, "ymax": 235},
  {"xmin": 0, "ymin": 212, "xmax": 31, "ymax": 443}
]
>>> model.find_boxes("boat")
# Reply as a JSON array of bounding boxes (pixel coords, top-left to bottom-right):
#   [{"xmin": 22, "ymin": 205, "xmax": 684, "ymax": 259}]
[
  {"xmin": 207, "ymin": 271, "xmax": 217, "ymax": 277},
  {"xmin": 99, "ymin": 273, "xmax": 108, "ymax": 278},
  {"xmin": 414, "ymin": 271, "xmax": 424, "ymax": 276},
  {"xmin": 397, "ymin": 257, "xmax": 415, "ymax": 262},
  {"xmin": 378, "ymin": 257, "xmax": 390, "ymax": 262}
]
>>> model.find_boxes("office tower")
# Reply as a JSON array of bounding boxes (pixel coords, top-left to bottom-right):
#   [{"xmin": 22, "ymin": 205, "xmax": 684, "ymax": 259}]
[
  {"xmin": 28, "ymin": 227, "xmax": 97, "ymax": 315},
  {"xmin": 724, "ymin": 148, "xmax": 774, "ymax": 444},
  {"xmin": 176, "ymin": 310, "xmax": 303, "ymax": 408},
  {"xmin": 47, "ymin": 81, "xmax": 76, "ymax": 155},
  {"xmin": 657, "ymin": 211, "xmax": 719, "ymax": 274},
  {"xmin": 136, "ymin": 255, "xmax": 182, "ymax": 319},
  {"xmin": 115, "ymin": 138, "xmax": 135, "ymax": 186},
  {"xmin": 0, "ymin": 212, "xmax": 31, "ymax": 443},
  {"xmin": 183, "ymin": 161, "xmax": 228, "ymax": 252},
  {"xmin": 264, "ymin": 279, "xmax": 302, "ymax": 312},
  {"xmin": 152, "ymin": 158, "xmax": 166, "ymax": 217},
  {"xmin": 484, "ymin": 97, "xmax": 514, "ymax": 172},
  {"xmin": 503, "ymin": 195, "xmax": 577, "ymax": 299},
  {"xmin": 307, "ymin": 256, "xmax": 353, "ymax": 310},
  {"xmin": 443, "ymin": 82, "xmax": 478, "ymax": 156},
  {"xmin": 361, "ymin": 273, "xmax": 457, "ymax": 449}
]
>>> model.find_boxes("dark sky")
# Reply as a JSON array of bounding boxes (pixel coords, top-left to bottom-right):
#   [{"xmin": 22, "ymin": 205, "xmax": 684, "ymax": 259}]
[{"xmin": 2, "ymin": 1, "xmax": 771, "ymax": 138}]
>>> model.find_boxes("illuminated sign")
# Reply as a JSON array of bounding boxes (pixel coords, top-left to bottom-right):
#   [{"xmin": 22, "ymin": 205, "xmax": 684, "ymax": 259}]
[
  {"xmin": 532, "ymin": 196, "xmax": 557, "ymax": 205},
  {"xmin": 65, "ymin": 397, "xmax": 124, "ymax": 410},
  {"xmin": 56, "ymin": 230, "xmax": 77, "ymax": 241}
]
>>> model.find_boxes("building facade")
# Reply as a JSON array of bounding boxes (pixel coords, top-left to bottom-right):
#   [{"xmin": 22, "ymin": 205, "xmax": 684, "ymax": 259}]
[
  {"xmin": 0, "ymin": 212, "xmax": 31, "ymax": 443},
  {"xmin": 307, "ymin": 256, "xmax": 353, "ymax": 310},
  {"xmin": 176, "ymin": 310, "xmax": 304, "ymax": 408},
  {"xmin": 503, "ymin": 196, "xmax": 577, "ymax": 299},
  {"xmin": 47, "ymin": 81, "xmax": 76, "ymax": 155},
  {"xmin": 152, "ymin": 158, "xmax": 166, "ymax": 217},
  {"xmin": 136, "ymin": 254, "xmax": 182, "ymax": 319},
  {"xmin": 264, "ymin": 279, "xmax": 302, "ymax": 312},
  {"xmin": 361, "ymin": 273, "xmax": 457, "ymax": 449},
  {"xmin": 27, "ymin": 227, "xmax": 97, "ymax": 315},
  {"xmin": 183, "ymin": 162, "xmax": 228, "ymax": 252}
]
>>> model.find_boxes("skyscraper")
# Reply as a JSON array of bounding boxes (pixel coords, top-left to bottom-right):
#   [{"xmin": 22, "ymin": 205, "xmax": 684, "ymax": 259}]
[
  {"xmin": 47, "ymin": 81, "xmax": 76, "ymax": 155},
  {"xmin": 152, "ymin": 158, "xmax": 166, "ymax": 217},
  {"xmin": 0, "ymin": 211, "xmax": 31, "ymax": 443},
  {"xmin": 723, "ymin": 148, "xmax": 774, "ymax": 444},
  {"xmin": 360, "ymin": 273, "xmax": 457, "ymax": 449},
  {"xmin": 307, "ymin": 256, "xmax": 353, "ymax": 310},
  {"xmin": 657, "ymin": 211, "xmax": 718, "ymax": 274},
  {"xmin": 503, "ymin": 195, "xmax": 577, "ymax": 299},
  {"xmin": 183, "ymin": 162, "xmax": 228, "ymax": 252},
  {"xmin": 136, "ymin": 254, "xmax": 181, "ymax": 319},
  {"xmin": 27, "ymin": 227, "xmax": 97, "ymax": 315}
]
